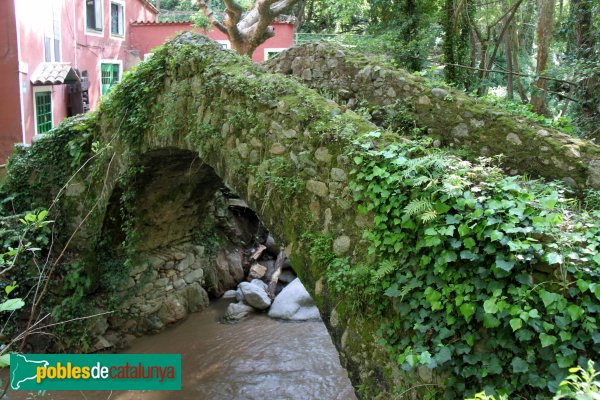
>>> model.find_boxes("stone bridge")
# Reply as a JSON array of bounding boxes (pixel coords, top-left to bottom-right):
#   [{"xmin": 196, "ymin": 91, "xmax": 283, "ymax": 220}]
[{"xmin": 3, "ymin": 33, "xmax": 599, "ymax": 398}]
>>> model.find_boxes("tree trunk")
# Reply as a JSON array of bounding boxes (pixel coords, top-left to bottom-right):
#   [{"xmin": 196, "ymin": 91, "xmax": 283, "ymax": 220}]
[
  {"xmin": 197, "ymin": 0, "xmax": 301, "ymax": 58},
  {"xmin": 443, "ymin": 0, "xmax": 459, "ymax": 84},
  {"xmin": 519, "ymin": 0, "xmax": 536, "ymax": 54},
  {"xmin": 511, "ymin": 24, "xmax": 529, "ymax": 103},
  {"xmin": 571, "ymin": 0, "xmax": 598, "ymax": 139},
  {"xmin": 476, "ymin": 40, "xmax": 489, "ymax": 96},
  {"xmin": 505, "ymin": 25, "xmax": 514, "ymax": 100},
  {"xmin": 531, "ymin": 0, "xmax": 555, "ymax": 115},
  {"xmin": 295, "ymin": 0, "xmax": 307, "ymax": 32}
]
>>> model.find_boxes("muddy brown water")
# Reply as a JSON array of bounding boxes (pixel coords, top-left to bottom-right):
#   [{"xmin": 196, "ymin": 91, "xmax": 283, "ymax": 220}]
[{"xmin": 6, "ymin": 299, "xmax": 357, "ymax": 400}]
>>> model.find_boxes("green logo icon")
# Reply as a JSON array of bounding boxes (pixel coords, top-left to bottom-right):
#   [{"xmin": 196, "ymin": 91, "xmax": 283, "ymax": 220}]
[{"xmin": 10, "ymin": 354, "xmax": 181, "ymax": 390}]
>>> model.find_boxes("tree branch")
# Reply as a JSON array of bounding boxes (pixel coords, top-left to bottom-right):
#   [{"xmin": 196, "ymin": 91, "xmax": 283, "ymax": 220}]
[
  {"xmin": 486, "ymin": 0, "xmax": 524, "ymax": 70},
  {"xmin": 196, "ymin": 0, "xmax": 228, "ymax": 34},
  {"xmin": 443, "ymin": 62, "xmax": 577, "ymax": 86}
]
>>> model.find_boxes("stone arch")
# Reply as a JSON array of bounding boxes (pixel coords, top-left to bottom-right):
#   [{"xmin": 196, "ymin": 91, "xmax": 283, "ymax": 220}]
[
  {"xmin": 14, "ymin": 32, "xmax": 595, "ymax": 398},
  {"xmin": 58, "ymin": 33, "xmax": 378, "ymax": 389}
]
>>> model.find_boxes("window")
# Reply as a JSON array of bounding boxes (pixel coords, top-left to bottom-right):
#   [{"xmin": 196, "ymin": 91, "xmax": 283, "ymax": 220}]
[
  {"xmin": 100, "ymin": 63, "xmax": 121, "ymax": 95},
  {"xmin": 86, "ymin": 0, "xmax": 103, "ymax": 33},
  {"xmin": 264, "ymin": 48, "xmax": 286, "ymax": 60},
  {"xmin": 35, "ymin": 91, "xmax": 53, "ymax": 134},
  {"xmin": 216, "ymin": 40, "xmax": 231, "ymax": 50},
  {"xmin": 110, "ymin": 1, "xmax": 124, "ymax": 37},
  {"xmin": 44, "ymin": 1, "xmax": 61, "ymax": 61}
]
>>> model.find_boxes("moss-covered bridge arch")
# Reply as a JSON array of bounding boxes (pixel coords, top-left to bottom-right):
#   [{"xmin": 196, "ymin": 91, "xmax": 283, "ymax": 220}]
[
  {"xmin": 57, "ymin": 33, "xmax": 387, "ymax": 394},
  {"xmin": 5, "ymin": 33, "xmax": 600, "ymax": 399}
]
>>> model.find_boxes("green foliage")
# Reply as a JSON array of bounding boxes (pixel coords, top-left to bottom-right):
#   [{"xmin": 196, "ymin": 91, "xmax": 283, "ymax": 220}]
[
  {"xmin": 477, "ymin": 94, "xmax": 577, "ymax": 134},
  {"xmin": 191, "ymin": 11, "xmax": 211, "ymax": 31},
  {"xmin": 554, "ymin": 360, "xmax": 600, "ymax": 399},
  {"xmin": 321, "ymin": 131, "xmax": 600, "ymax": 398},
  {"xmin": 253, "ymin": 157, "xmax": 305, "ymax": 205}
]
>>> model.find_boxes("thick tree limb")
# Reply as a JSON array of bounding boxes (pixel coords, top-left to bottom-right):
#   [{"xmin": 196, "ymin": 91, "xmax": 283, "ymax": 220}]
[
  {"xmin": 197, "ymin": 0, "xmax": 300, "ymax": 56},
  {"xmin": 197, "ymin": 0, "xmax": 228, "ymax": 34}
]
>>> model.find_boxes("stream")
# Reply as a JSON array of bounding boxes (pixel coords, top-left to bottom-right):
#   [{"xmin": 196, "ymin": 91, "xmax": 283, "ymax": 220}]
[{"xmin": 10, "ymin": 298, "xmax": 356, "ymax": 400}]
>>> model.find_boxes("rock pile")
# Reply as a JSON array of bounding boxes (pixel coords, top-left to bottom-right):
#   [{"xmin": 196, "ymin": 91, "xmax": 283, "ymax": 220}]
[{"xmin": 223, "ymin": 235, "xmax": 320, "ymax": 322}]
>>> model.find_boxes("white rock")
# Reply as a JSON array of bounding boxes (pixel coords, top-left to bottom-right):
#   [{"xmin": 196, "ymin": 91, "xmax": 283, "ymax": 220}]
[
  {"xmin": 239, "ymin": 281, "xmax": 271, "ymax": 310},
  {"xmin": 268, "ymin": 278, "xmax": 321, "ymax": 321},
  {"xmin": 223, "ymin": 290, "xmax": 237, "ymax": 299}
]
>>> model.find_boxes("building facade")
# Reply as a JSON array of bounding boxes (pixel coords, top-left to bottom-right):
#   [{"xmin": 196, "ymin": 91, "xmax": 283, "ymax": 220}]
[
  {"xmin": 0, "ymin": 1, "xmax": 294, "ymax": 163},
  {"xmin": 0, "ymin": 0, "xmax": 159, "ymax": 162},
  {"xmin": 129, "ymin": 19, "xmax": 295, "ymax": 64}
]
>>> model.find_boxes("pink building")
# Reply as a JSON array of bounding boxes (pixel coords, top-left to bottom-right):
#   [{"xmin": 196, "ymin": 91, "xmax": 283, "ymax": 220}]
[
  {"xmin": 130, "ymin": 19, "xmax": 295, "ymax": 64},
  {"xmin": 0, "ymin": 0, "xmax": 158, "ymax": 162},
  {"xmin": 0, "ymin": 1, "xmax": 294, "ymax": 163}
]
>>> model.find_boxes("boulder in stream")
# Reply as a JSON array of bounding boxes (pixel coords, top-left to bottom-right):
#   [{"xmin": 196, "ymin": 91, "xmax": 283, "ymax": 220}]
[
  {"xmin": 268, "ymin": 278, "xmax": 321, "ymax": 321},
  {"xmin": 224, "ymin": 302, "xmax": 254, "ymax": 321},
  {"xmin": 239, "ymin": 280, "xmax": 271, "ymax": 310}
]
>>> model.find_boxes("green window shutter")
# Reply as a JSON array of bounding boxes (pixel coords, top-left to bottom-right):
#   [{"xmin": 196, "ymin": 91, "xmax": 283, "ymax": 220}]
[
  {"xmin": 101, "ymin": 63, "xmax": 120, "ymax": 96},
  {"xmin": 35, "ymin": 91, "xmax": 53, "ymax": 133}
]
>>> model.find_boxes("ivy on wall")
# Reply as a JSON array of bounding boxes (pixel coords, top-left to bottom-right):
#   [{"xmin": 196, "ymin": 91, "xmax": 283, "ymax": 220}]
[{"xmin": 315, "ymin": 131, "xmax": 600, "ymax": 398}]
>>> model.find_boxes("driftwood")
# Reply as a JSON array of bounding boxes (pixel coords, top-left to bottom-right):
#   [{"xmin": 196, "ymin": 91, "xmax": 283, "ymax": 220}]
[
  {"xmin": 267, "ymin": 248, "xmax": 285, "ymax": 298},
  {"xmin": 250, "ymin": 244, "xmax": 267, "ymax": 261}
]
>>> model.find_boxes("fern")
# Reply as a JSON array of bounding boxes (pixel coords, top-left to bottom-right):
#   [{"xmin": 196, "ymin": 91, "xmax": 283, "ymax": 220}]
[
  {"xmin": 404, "ymin": 197, "xmax": 434, "ymax": 218},
  {"xmin": 421, "ymin": 210, "xmax": 438, "ymax": 223},
  {"xmin": 372, "ymin": 259, "xmax": 397, "ymax": 282}
]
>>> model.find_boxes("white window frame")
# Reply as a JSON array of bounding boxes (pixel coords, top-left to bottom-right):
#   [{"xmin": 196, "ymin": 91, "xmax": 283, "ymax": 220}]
[
  {"xmin": 109, "ymin": 0, "xmax": 126, "ymax": 39},
  {"xmin": 216, "ymin": 40, "xmax": 231, "ymax": 50},
  {"xmin": 43, "ymin": 1, "xmax": 62, "ymax": 62},
  {"xmin": 33, "ymin": 86, "xmax": 54, "ymax": 135},
  {"xmin": 264, "ymin": 48, "xmax": 287, "ymax": 60},
  {"xmin": 99, "ymin": 59, "xmax": 123, "ymax": 95},
  {"xmin": 85, "ymin": 0, "xmax": 104, "ymax": 37}
]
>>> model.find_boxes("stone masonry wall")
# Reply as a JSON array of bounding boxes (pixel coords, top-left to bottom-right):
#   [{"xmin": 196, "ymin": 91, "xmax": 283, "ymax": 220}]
[{"xmin": 265, "ymin": 42, "xmax": 600, "ymax": 190}]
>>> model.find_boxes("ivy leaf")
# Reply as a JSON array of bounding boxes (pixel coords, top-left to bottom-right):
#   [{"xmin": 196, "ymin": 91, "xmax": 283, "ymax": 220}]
[
  {"xmin": 495, "ymin": 255, "xmax": 515, "ymax": 272},
  {"xmin": 546, "ymin": 252, "xmax": 563, "ymax": 265},
  {"xmin": 510, "ymin": 318, "xmax": 523, "ymax": 331},
  {"xmin": 539, "ymin": 290, "xmax": 560, "ymax": 308},
  {"xmin": 459, "ymin": 303, "xmax": 476, "ymax": 323},
  {"xmin": 0, "ymin": 298, "xmax": 25, "ymax": 312},
  {"xmin": 463, "ymin": 237, "xmax": 476, "ymax": 249},
  {"xmin": 511, "ymin": 357, "xmax": 529, "ymax": 373},
  {"xmin": 540, "ymin": 193, "xmax": 558, "ymax": 210},
  {"xmin": 483, "ymin": 299, "xmax": 498, "ymax": 314},
  {"xmin": 490, "ymin": 230, "xmax": 504, "ymax": 241},
  {"xmin": 576, "ymin": 279, "xmax": 590, "ymax": 293},
  {"xmin": 419, "ymin": 351, "xmax": 432, "ymax": 365},
  {"xmin": 0, "ymin": 354, "xmax": 9, "ymax": 367},
  {"xmin": 384, "ymin": 285, "xmax": 402, "ymax": 298},
  {"xmin": 556, "ymin": 354, "xmax": 577, "ymax": 369},
  {"xmin": 540, "ymin": 333, "xmax": 557, "ymax": 348},
  {"xmin": 483, "ymin": 313, "xmax": 501, "ymax": 328},
  {"xmin": 566, "ymin": 305, "xmax": 584, "ymax": 321},
  {"xmin": 435, "ymin": 346, "xmax": 452, "ymax": 364},
  {"xmin": 593, "ymin": 253, "xmax": 600, "ymax": 266}
]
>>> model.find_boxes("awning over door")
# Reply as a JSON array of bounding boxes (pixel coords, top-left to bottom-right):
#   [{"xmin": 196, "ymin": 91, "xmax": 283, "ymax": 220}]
[{"xmin": 30, "ymin": 62, "xmax": 80, "ymax": 85}]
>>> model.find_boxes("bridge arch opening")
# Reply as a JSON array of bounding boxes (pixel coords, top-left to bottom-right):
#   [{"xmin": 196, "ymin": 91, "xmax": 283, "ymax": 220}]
[{"xmin": 99, "ymin": 147, "xmax": 309, "ymax": 339}]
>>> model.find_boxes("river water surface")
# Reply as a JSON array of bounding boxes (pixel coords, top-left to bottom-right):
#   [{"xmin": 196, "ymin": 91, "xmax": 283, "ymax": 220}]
[{"xmin": 11, "ymin": 299, "xmax": 356, "ymax": 400}]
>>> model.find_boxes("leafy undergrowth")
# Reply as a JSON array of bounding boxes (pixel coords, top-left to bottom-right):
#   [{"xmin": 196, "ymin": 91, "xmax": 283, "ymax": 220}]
[{"xmin": 325, "ymin": 132, "xmax": 600, "ymax": 398}]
